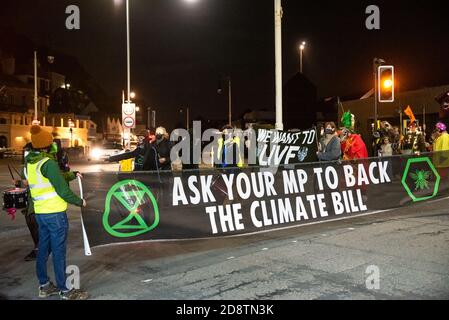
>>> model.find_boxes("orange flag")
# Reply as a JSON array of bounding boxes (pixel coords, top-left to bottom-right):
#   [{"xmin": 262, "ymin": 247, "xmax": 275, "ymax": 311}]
[{"xmin": 404, "ymin": 106, "xmax": 416, "ymax": 123}]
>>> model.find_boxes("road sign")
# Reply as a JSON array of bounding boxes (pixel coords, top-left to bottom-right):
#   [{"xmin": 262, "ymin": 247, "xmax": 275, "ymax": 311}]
[
  {"xmin": 123, "ymin": 116, "xmax": 135, "ymax": 129},
  {"xmin": 122, "ymin": 103, "xmax": 136, "ymax": 129}
]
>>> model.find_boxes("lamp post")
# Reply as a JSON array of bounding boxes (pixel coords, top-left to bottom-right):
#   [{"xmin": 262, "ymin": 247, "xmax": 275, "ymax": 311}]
[
  {"xmin": 373, "ymin": 58, "xmax": 386, "ymax": 131},
  {"xmin": 299, "ymin": 41, "xmax": 306, "ymax": 74},
  {"xmin": 178, "ymin": 107, "xmax": 190, "ymax": 129},
  {"xmin": 68, "ymin": 118, "xmax": 75, "ymax": 148},
  {"xmin": 33, "ymin": 51, "xmax": 39, "ymax": 124},
  {"xmin": 274, "ymin": 0, "xmax": 283, "ymax": 131},
  {"xmin": 218, "ymin": 76, "xmax": 232, "ymax": 127}
]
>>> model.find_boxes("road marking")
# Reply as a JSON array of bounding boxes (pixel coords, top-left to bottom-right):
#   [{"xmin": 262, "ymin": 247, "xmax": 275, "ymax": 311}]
[
  {"xmin": 226, "ymin": 256, "xmax": 235, "ymax": 260},
  {"xmin": 141, "ymin": 279, "xmax": 153, "ymax": 283}
]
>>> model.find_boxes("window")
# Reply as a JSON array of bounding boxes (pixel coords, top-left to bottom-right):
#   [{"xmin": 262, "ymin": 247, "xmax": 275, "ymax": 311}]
[{"xmin": 0, "ymin": 118, "xmax": 7, "ymax": 125}]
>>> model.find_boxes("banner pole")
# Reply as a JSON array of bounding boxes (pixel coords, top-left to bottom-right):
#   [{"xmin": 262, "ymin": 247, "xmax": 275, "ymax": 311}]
[{"xmin": 77, "ymin": 176, "xmax": 92, "ymax": 256}]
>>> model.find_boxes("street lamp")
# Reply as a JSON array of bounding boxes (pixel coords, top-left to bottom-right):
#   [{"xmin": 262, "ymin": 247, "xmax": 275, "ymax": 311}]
[
  {"xmin": 299, "ymin": 41, "xmax": 306, "ymax": 74},
  {"xmin": 274, "ymin": 0, "xmax": 283, "ymax": 131},
  {"xmin": 217, "ymin": 76, "xmax": 232, "ymax": 127},
  {"xmin": 68, "ymin": 118, "xmax": 75, "ymax": 148},
  {"xmin": 32, "ymin": 51, "xmax": 56, "ymax": 125},
  {"xmin": 178, "ymin": 107, "xmax": 190, "ymax": 129}
]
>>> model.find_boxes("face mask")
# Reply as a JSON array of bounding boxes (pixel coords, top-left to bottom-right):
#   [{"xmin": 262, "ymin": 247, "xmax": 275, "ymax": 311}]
[
  {"xmin": 156, "ymin": 134, "xmax": 163, "ymax": 140},
  {"xmin": 325, "ymin": 129, "xmax": 334, "ymax": 135}
]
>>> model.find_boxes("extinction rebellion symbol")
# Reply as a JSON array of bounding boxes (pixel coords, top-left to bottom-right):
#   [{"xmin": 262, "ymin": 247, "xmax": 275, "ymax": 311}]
[
  {"xmin": 103, "ymin": 180, "xmax": 160, "ymax": 238},
  {"xmin": 401, "ymin": 157, "xmax": 441, "ymax": 202}
]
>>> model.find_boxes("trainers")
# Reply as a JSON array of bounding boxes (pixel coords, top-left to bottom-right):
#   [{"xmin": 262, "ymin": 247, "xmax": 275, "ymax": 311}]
[
  {"xmin": 59, "ymin": 289, "xmax": 89, "ymax": 300},
  {"xmin": 38, "ymin": 282, "xmax": 59, "ymax": 298},
  {"xmin": 24, "ymin": 249, "xmax": 38, "ymax": 262}
]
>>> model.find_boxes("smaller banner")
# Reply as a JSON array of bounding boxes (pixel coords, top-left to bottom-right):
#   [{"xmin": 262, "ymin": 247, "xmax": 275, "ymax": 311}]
[{"xmin": 256, "ymin": 128, "xmax": 318, "ymax": 166}]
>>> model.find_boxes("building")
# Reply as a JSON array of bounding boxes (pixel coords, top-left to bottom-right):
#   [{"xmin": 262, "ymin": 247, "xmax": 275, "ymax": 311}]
[
  {"xmin": 0, "ymin": 110, "xmax": 96, "ymax": 152},
  {"xmin": 0, "ymin": 54, "xmax": 98, "ymax": 152}
]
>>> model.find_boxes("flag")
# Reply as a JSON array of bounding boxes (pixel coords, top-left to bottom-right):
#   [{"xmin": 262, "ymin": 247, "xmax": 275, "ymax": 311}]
[{"xmin": 404, "ymin": 106, "xmax": 416, "ymax": 123}]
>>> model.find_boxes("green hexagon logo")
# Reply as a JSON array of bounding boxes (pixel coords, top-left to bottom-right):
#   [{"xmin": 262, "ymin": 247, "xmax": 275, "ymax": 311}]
[
  {"xmin": 401, "ymin": 157, "xmax": 441, "ymax": 202},
  {"xmin": 103, "ymin": 180, "xmax": 160, "ymax": 238}
]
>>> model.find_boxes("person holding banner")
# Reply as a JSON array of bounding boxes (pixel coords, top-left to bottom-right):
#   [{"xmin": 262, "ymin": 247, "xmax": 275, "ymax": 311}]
[
  {"xmin": 153, "ymin": 127, "xmax": 172, "ymax": 171},
  {"xmin": 402, "ymin": 122, "xmax": 426, "ymax": 155},
  {"xmin": 340, "ymin": 112, "xmax": 368, "ymax": 161},
  {"xmin": 215, "ymin": 126, "xmax": 244, "ymax": 168},
  {"xmin": 433, "ymin": 122, "xmax": 449, "ymax": 152},
  {"xmin": 433, "ymin": 122, "xmax": 449, "ymax": 173},
  {"xmin": 317, "ymin": 122, "xmax": 341, "ymax": 161},
  {"xmin": 25, "ymin": 125, "xmax": 88, "ymax": 300},
  {"xmin": 109, "ymin": 130, "xmax": 158, "ymax": 171}
]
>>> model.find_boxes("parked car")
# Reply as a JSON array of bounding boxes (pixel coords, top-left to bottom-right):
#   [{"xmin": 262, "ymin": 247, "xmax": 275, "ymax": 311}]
[{"xmin": 88, "ymin": 141, "xmax": 124, "ymax": 162}]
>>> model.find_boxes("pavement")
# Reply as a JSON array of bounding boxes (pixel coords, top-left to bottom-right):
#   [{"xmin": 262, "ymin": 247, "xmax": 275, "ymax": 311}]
[{"xmin": 0, "ymin": 158, "xmax": 449, "ymax": 300}]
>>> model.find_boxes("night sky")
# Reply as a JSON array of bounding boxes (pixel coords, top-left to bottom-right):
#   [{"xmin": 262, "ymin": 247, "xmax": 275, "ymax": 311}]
[{"xmin": 1, "ymin": 0, "xmax": 449, "ymax": 128}]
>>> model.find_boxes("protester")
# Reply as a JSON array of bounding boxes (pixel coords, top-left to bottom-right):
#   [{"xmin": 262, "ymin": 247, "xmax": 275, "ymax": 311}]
[
  {"xmin": 215, "ymin": 126, "xmax": 244, "ymax": 168},
  {"xmin": 340, "ymin": 112, "xmax": 368, "ymax": 160},
  {"xmin": 433, "ymin": 122, "xmax": 449, "ymax": 152},
  {"xmin": 317, "ymin": 122, "xmax": 341, "ymax": 161},
  {"xmin": 391, "ymin": 126, "xmax": 402, "ymax": 155},
  {"xmin": 18, "ymin": 142, "xmax": 82, "ymax": 262},
  {"xmin": 379, "ymin": 136, "xmax": 393, "ymax": 157},
  {"xmin": 402, "ymin": 122, "xmax": 426, "ymax": 155},
  {"xmin": 433, "ymin": 122, "xmax": 449, "ymax": 172},
  {"xmin": 25, "ymin": 125, "xmax": 88, "ymax": 300},
  {"xmin": 109, "ymin": 130, "xmax": 158, "ymax": 171},
  {"xmin": 153, "ymin": 127, "xmax": 172, "ymax": 170}
]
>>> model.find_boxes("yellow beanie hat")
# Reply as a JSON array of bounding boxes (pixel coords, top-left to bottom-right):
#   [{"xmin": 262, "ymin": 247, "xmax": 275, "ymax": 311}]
[{"xmin": 30, "ymin": 125, "xmax": 53, "ymax": 149}]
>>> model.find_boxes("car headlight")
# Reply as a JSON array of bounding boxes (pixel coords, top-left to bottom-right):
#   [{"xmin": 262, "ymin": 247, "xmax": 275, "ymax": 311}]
[{"xmin": 91, "ymin": 148, "xmax": 102, "ymax": 160}]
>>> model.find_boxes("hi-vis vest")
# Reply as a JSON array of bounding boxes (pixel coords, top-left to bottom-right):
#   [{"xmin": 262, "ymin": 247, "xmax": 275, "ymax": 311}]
[
  {"xmin": 119, "ymin": 158, "xmax": 134, "ymax": 172},
  {"xmin": 216, "ymin": 136, "xmax": 244, "ymax": 168},
  {"xmin": 25, "ymin": 158, "xmax": 68, "ymax": 214}
]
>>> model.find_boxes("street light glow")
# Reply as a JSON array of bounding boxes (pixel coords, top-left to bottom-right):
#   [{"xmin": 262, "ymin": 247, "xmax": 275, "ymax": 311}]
[
  {"xmin": 300, "ymin": 41, "xmax": 306, "ymax": 51},
  {"xmin": 130, "ymin": 92, "xmax": 136, "ymax": 99}
]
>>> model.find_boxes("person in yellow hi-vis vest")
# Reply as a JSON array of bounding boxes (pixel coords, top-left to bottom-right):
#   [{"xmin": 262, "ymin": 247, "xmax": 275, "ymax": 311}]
[
  {"xmin": 433, "ymin": 122, "xmax": 449, "ymax": 171},
  {"xmin": 25, "ymin": 125, "xmax": 88, "ymax": 300},
  {"xmin": 215, "ymin": 126, "xmax": 244, "ymax": 168}
]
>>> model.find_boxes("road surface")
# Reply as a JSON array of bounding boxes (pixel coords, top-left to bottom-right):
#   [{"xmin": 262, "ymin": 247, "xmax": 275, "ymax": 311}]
[{"xmin": 0, "ymin": 158, "xmax": 448, "ymax": 300}]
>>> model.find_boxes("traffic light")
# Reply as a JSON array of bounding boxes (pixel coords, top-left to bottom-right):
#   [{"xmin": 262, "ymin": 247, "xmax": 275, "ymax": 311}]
[{"xmin": 378, "ymin": 65, "xmax": 395, "ymax": 103}]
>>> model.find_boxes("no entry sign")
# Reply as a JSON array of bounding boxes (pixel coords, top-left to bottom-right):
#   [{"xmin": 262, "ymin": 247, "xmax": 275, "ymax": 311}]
[{"xmin": 122, "ymin": 103, "xmax": 136, "ymax": 129}]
